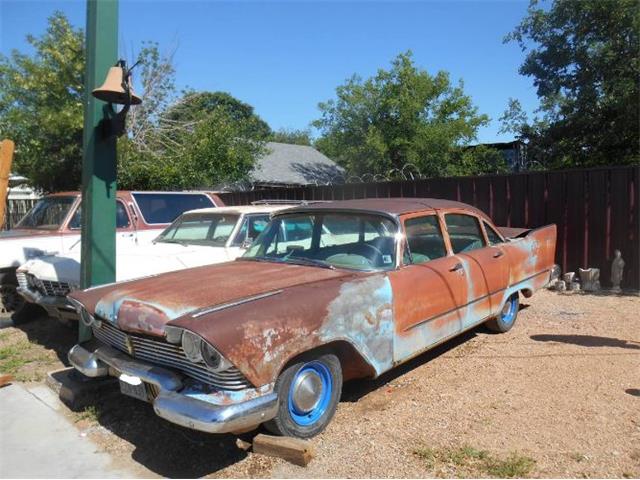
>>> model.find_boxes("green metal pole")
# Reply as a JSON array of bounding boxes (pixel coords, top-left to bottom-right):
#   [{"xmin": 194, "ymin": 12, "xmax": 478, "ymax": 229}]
[{"xmin": 79, "ymin": 0, "xmax": 119, "ymax": 342}]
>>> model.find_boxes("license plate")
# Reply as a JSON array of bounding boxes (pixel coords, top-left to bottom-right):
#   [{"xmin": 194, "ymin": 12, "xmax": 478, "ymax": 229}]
[{"xmin": 119, "ymin": 375, "xmax": 148, "ymax": 402}]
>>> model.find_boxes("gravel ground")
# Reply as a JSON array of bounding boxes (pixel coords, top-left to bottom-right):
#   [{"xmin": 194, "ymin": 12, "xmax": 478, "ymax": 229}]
[{"xmin": 1, "ymin": 289, "xmax": 639, "ymax": 478}]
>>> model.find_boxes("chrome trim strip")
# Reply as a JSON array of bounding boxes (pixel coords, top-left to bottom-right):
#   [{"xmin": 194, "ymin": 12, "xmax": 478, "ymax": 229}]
[{"xmin": 190, "ymin": 290, "xmax": 283, "ymax": 318}]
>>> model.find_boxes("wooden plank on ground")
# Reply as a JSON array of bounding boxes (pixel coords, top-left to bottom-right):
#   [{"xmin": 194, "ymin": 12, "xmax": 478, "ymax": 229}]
[
  {"xmin": 252, "ymin": 433, "xmax": 315, "ymax": 467},
  {"xmin": 0, "ymin": 374, "xmax": 15, "ymax": 388}
]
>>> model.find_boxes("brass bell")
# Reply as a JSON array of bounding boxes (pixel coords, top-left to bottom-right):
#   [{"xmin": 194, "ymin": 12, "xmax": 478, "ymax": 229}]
[{"xmin": 92, "ymin": 65, "xmax": 142, "ymax": 105}]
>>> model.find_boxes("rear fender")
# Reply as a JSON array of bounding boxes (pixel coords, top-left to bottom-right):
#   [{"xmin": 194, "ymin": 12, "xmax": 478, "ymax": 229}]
[{"xmin": 499, "ymin": 224, "xmax": 557, "ymax": 308}]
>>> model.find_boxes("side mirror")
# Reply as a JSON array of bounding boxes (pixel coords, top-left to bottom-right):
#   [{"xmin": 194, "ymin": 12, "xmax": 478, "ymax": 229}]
[{"xmin": 241, "ymin": 236, "xmax": 254, "ymax": 249}]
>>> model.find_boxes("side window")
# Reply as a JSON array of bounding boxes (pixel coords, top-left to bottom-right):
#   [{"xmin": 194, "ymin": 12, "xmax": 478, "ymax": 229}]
[
  {"xmin": 232, "ymin": 215, "xmax": 270, "ymax": 246},
  {"xmin": 116, "ymin": 202, "xmax": 131, "ymax": 228},
  {"xmin": 484, "ymin": 221, "xmax": 504, "ymax": 246},
  {"xmin": 445, "ymin": 214, "xmax": 485, "ymax": 254},
  {"xmin": 68, "ymin": 202, "xmax": 130, "ymax": 229},
  {"xmin": 404, "ymin": 215, "xmax": 447, "ymax": 264}
]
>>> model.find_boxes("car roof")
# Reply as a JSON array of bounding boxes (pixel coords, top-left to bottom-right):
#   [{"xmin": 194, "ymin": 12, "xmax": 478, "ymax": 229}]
[
  {"xmin": 181, "ymin": 205, "xmax": 292, "ymax": 216},
  {"xmin": 279, "ymin": 198, "xmax": 490, "ymax": 220}
]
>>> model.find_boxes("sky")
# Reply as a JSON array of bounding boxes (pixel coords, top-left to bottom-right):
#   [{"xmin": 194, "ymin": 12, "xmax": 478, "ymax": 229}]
[{"xmin": 0, "ymin": 0, "xmax": 540, "ymax": 143}]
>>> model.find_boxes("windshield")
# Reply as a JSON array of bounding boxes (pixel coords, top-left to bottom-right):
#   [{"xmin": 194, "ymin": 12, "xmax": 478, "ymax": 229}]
[
  {"xmin": 242, "ymin": 212, "xmax": 398, "ymax": 271},
  {"xmin": 132, "ymin": 193, "xmax": 214, "ymax": 224},
  {"xmin": 15, "ymin": 196, "xmax": 76, "ymax": 230},
  {"xmin": 155, "ymin": 213, "xmax": 240, "ymax": 246}
]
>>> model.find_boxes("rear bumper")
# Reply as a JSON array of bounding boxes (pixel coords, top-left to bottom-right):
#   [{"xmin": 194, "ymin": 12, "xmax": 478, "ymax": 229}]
[
  {"xmin": 17, "ymin": 287, "xmax": 78, "ymax": 322},
  {"xmin": 68, "ymin": 343, "xmax": 278, "ymax": 434}
]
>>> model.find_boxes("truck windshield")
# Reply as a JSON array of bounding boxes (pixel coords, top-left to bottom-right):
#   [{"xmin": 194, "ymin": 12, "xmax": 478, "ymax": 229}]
[
  {"xmin": 155, "ymin": 213, "xmax": 240, "ymax": 247},
  {"xmin": 15, "ymin": 196, "xmax": 76, "ymax": 230},
  {"xmin": 242, "ymin": 212, "xmax": 398, "ymax": 271}
]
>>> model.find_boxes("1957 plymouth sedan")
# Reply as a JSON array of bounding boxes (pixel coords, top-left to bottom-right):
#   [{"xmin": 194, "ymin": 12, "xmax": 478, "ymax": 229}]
[{"xmin": 67, "ymin": 198, "xmax": 557, "ymax": 438}]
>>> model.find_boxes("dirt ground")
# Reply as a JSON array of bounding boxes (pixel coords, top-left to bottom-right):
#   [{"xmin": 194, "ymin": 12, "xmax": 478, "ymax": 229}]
[{"xmin": 1, "ymin": 289, "xmax": 639, "ymax": 478}]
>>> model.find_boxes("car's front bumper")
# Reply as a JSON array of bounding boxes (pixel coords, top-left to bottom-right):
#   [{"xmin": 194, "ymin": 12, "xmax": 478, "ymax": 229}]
[
  {"xmin": 17, "ymin": 286, "xmax": 78, "ymax": 323},
  {"xmin": 68, "ymin": 343, "xmax": 279, "ymax": 434}
]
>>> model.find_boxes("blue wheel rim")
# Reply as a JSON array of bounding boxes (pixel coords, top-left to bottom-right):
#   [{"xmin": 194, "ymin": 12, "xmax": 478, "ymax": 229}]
[
  {"xmin": 287, "ymin": 361, "xmax": 332, "ymax": 426},
  {"xmin": 501, "ymin": 295, "xmax": 518, "ymax": 324}
]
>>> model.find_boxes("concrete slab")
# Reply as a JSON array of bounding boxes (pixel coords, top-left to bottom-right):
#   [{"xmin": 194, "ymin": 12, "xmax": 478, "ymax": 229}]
[
  {"xmin": 0, "ymin": 383, "xmax": 135, "ymax": 478},
  {"xmin": 46, "ymin": 367, "xmax": 117, "ymax": 411}
]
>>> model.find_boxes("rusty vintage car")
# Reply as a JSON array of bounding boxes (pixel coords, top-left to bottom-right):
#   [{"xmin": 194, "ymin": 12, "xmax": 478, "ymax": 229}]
[{"xmin": 67, "ymin": 198, "xmax": 557, "ymax": 438}]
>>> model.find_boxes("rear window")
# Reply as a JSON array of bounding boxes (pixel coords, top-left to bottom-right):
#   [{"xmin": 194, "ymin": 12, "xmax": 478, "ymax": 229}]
[{"xmin": 132, "ymin": 193, "xmax": 214, "ymax": 225}]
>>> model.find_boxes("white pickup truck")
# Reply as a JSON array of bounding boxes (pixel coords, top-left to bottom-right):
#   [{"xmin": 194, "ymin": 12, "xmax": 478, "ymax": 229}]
[
  {"xmin": 1, "ymin": 191, "xmax": 222, "ymax": 317},
  {"xmin": 16, "ymin": 205, "xmax": 288, "ymax": 323}
]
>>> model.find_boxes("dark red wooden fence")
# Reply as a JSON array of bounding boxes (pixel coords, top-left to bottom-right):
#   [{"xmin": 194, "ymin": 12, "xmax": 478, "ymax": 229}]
[{"xmin": 220, "ymin": 165, "xmax": 639, "ymax": 290}]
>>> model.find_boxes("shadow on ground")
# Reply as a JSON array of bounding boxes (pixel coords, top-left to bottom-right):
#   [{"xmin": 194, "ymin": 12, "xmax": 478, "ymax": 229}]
[
  {"xmin": 8, "ymin": 314, "xmax": 77, "ymax": 365},
  {"xmin": 530, "ymin": 334, "xmax": 640, "ymax": 350},
  {"xmin": 86, "ymin": 387, "xmax": 253, "ymax": 477},
  {"xmin": 625, "ymin": 388, "xmax": 640, "ymax": 397}
]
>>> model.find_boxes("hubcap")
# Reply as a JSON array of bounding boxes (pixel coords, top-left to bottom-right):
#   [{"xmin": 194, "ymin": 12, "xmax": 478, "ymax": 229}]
[
  {"xmin": 287, "ymin": 361, "xmax": 333, "ymax": 426},
  {"xmin": 501, "ymin": 295, "xmax": 517, "ymax": 324},
  {"xmin": 291, "ymin": 370, "xmax": 323, "ymax": 413}
]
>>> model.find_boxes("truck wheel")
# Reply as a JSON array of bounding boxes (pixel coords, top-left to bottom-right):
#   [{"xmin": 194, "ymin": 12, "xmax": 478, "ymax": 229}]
[
  {"xmin": 486, "ymin": 293, "xmax": 519, "ymax": 333},
  {"xmin": 265, "ymin": 353, "xmax": 342, "ymax": 439},
  {"xmin": 0, "ymin": 273, "xmax": 44, "ymax": 322},
  {"xmin": 0, "ymin": 276, "xmax": 24, "ymax": 314}
]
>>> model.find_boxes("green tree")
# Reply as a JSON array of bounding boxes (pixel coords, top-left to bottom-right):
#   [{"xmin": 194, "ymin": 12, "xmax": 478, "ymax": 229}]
[
  {"xmin": 163, "ymin": 91, "xmax": 272, "ymax": 139},
  {"xmin": 503, "ymin": 0, "xmax": 640, "ymax": 167},
  {"xmin": 0, "ymin": 12, "xmax": 84, "ymax": 192},
  {"xmin": 0, "ymin": 12, "xmax": 181, "ymax": 192},
  {"xmin": 269, "ymin": 128, "xmax": 313, "ymax": 146},
  {"xmin": 313, "ymin": 51, "xmax": 493, "ymax": 178}
]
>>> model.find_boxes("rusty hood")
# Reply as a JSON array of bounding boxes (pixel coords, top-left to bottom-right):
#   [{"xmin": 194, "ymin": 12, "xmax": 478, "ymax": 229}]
[{"xmin": 69, "ymin": 260, "xmax": 352, "ymax": 336}]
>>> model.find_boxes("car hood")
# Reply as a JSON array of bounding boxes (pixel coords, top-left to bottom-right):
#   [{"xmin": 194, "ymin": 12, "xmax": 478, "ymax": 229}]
[
  {"xmin": 0, "ymin": 233, "xmax": 64, "ymax": 269},
  {"xmin": 23, "ymin": 244, "xmax": 234, "ymax": 285},
  {"xmin": 69, "ymin": 260, "xmax": 352, "ymax": 336},
  {"xmin": 0, "ymin": 228, "xmax": 58, "ymax": 239}
]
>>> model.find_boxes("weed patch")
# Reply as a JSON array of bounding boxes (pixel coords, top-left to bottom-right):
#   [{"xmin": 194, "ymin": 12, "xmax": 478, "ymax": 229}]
[{"xmin": 413, "ymin": 444, "xmax": 536, "ymax": 478}]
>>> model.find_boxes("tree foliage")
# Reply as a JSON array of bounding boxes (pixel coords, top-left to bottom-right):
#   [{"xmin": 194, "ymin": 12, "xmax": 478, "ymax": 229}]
[
  {"xmin": 313, "ymin": 51, "xmax": 504, "ymax": 178},
  {"xmin": 163, "ymin": 91, "xmax": 271, "ymax": 139},
  {"xmin": 0, "ymin": 12, "xmax": 84, "ymax": 192},
  {"xmin": 269, "ymin": 128, "xmax": 313, "ymax": 146},
  {"xmin": 0, "ymin": 13, "xmax": 268, "ymax": 192},
  {"xmin": 503, "ymin": 0, "xmax": 640, "ymax": 167}
]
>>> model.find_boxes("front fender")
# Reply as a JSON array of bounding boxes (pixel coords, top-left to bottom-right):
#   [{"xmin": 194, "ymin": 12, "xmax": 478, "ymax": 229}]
[{"xmin": 170, "ymin": 274, "xmax": 395, "ymax": 388}]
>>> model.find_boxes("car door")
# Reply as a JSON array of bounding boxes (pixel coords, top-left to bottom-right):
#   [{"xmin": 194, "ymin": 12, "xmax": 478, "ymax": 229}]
[
  {"xmin": 480, "ymin": 219, "xmax": 511, "ymax": 314},
  {"xmin": 65, "ymin": 200, "xmax": 136, "ymax": 251},
  {"xmin": 442, "ymin": 212, "xmax": 492, "ymax": 330},
  {"xmin": 390, "ymin": 213, "xmax": 462, "ymax": 364}
]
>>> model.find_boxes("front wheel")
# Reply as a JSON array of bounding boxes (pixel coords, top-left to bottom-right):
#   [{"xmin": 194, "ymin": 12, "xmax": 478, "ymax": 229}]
[
  {"xmin": 265, "ymin": 353, "xmax": 342, "ymax": 439},
  {"xmin": 485, "ymin": 292, "xmax": 519, "ymax": 333}
]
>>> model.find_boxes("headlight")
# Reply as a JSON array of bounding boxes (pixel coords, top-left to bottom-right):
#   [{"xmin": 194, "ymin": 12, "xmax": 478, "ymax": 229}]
[
  {"xmin": 200, "ymin": 342, "xmax": 232, "ymax": 372},
  {"xmin": 181, "ymin": 330, "xmax": 203, "ymax": 362}
]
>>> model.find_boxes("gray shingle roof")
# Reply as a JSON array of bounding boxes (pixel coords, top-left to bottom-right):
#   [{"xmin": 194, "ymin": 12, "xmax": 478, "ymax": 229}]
[{"xmin": 250, "ymin": 142, "xmax": 344, "ymax": 186}]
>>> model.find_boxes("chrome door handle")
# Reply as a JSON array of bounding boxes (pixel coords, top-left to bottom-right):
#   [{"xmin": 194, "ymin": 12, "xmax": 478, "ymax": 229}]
[
  {"xmin": 492, "ymin": 250, "xmax": 504, "ymax": 258},
  {"xmin": 449, "ymin": 263, "xmax": 464, "ymax": 272}
]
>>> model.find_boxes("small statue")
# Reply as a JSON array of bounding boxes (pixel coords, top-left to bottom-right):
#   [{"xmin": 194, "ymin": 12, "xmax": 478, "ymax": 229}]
[{"xmin": 610, "ymin": 250, "xmax": 625, "ymax": 292}]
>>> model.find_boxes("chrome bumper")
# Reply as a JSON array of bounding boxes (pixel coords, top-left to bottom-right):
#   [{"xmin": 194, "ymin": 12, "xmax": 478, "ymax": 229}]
[
  {"xmin": 17, "ymin": 286, "xmax": 79, "ymax": 323},
  {"xmin": 68, "ymin": 343, "xmax": 278, "ymax": 434}
]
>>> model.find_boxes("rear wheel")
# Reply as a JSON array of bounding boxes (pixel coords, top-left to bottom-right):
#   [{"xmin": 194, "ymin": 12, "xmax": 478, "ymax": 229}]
[
  {"xmin": 265, "ymin": 353, "xmax": 342, "ymax": 439},
  {"xmin": 485, "ymin": 292, "xmax": 519, "ymax": 333}
]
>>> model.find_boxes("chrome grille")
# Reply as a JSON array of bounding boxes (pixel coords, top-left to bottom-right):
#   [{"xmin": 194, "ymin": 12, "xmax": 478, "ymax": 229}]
[
  {"xmin": 16, "ymin": 272, "xmax": 28, "ymax": 290},
  {"xmin": 26, "ymin": 273, "xmax": 74, "ymax": 297},
  {"xmin": 92, "ymin": 321, "xmax": 252, "ymax": 391}
]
